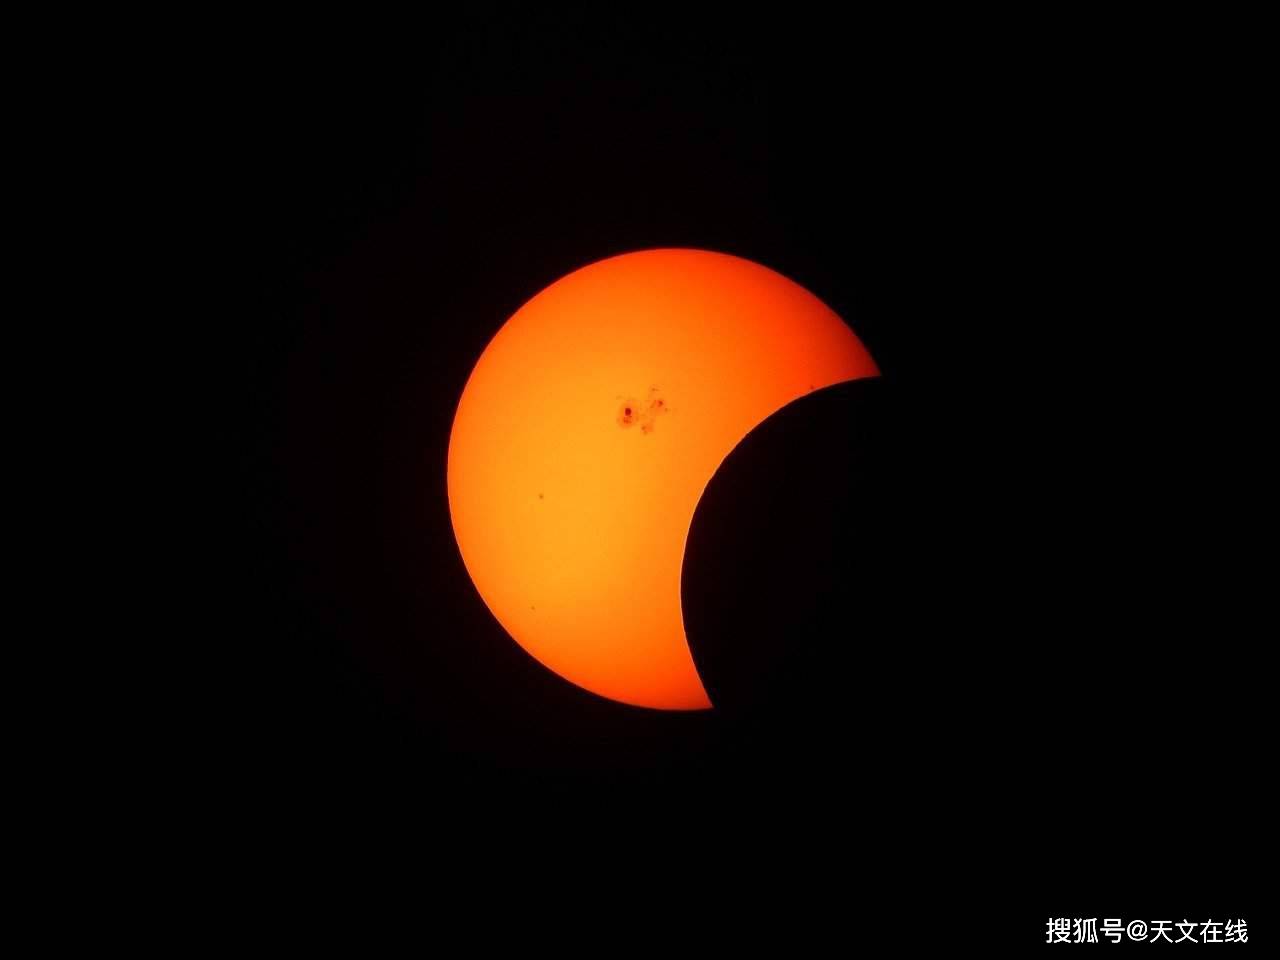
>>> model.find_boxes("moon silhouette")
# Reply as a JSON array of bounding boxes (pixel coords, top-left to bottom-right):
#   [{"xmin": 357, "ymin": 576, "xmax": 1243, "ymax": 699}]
[{"xmin": 447, "ymin": 249, "xmax": 877, "ymax": 709}]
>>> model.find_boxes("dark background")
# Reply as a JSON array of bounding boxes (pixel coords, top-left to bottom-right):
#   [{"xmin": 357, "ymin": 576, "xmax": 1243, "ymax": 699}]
[{"xmin": 212, "ymin": 10, "xmax": 1264, "ymax": 940}]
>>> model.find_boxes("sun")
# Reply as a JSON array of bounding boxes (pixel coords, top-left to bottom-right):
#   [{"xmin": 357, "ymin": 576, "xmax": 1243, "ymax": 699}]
[{"xmin": 447, "ymin": 249, "xmax": 877, "ymax": 709}]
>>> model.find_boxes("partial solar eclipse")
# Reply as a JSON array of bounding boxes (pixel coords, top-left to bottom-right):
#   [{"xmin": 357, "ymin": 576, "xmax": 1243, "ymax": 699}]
[{"xmin": 447, "ymin": 249, "xmax": 877, "ymax": 709}]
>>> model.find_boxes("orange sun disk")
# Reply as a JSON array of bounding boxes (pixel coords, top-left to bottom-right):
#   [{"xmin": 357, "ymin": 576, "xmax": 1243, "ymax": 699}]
[{"xmin": 447, "ymin": 249, "xmax": 877, "ymax": 710}]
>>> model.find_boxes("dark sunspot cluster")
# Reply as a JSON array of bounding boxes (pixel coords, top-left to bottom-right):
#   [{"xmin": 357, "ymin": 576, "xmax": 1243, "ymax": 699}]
[{"xmin": 617, "ymin": 387, "xmax": 670, "ymax": 434}]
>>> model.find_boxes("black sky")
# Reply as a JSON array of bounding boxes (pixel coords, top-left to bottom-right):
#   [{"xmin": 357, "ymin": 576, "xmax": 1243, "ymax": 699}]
[{"xmin": 210, "ymin": 11, "xmax": 1265, "ymax": 938}]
